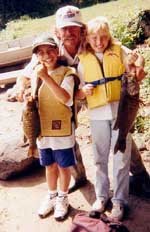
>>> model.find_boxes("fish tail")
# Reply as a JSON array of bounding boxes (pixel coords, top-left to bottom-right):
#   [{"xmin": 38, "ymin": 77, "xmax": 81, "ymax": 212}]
[
  {"xmin": 28, "ymin": 147, "xmax": 39, "ymax": 158},
  {"xmin": 114, "ymin": 139, "xmax": 126, "ymax": 154}
]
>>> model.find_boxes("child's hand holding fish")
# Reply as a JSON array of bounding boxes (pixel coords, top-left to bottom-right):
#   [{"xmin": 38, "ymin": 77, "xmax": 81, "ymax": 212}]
[
  {"xmin": 82, "ymin": 84, "xmax": 94, "ymax": 96},
  {"xmin": 126, "ymin": 52, "xmax": 146, "ymax": 82},
  {"xmin": 35, "ymin": 64, "xmax": 48, "ymax": 80}
]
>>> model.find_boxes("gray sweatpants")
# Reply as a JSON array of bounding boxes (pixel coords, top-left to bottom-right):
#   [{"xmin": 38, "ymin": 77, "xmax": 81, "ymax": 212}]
[{"xmin": 91, "ymin": 119, "xmax": 132, "ymax": 205}]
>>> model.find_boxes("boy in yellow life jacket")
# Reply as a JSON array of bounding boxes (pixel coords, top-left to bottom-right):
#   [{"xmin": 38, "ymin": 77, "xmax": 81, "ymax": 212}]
[
  {"xmin": 31, "ymin": 33, "xmax": 77, "ymax": 221},
  {"xmin": 76, "ymin": 16, "xmax": 145, "ymax": 221}
]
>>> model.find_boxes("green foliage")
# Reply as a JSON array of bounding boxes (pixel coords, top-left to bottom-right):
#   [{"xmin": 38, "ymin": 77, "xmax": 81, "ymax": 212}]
[
  {"xmin": 19, "ymin": 15, "xmax": 31, "ymax": 21},
  {"xmin": 134, "ymin": 47, "xmax": 150, "ymax": 134},
  {"xmin": 112, "ymin": 16, "xmax": 145, "ymax": 49},
  {"xmin": 112, "ymin": 22, "xmax": 136, "ymax": 48},
  {"xmin": 135, "ymin": 115, "xmax": 145, "ymax": 133},
  {"xmin": 112, "ymin": 8, "xmax": 150, "ymax": 49},
  {"xmin": 141, "ymin": 48, "xmax": 150, "ymax": 92},
  {"xmin": 0, "ymin": 0, "xmax": 61, "ymax": 24},
  {"xmin": 0, "ymin": 0, "xmax": 111, "ymax": 24},
  {"xmin": 135, "ymin": 114, "xmax": 150, "ymax": 134},
  {"xmin": 69, "ymin": 0, "xmax": 110, "ymax": 7}
]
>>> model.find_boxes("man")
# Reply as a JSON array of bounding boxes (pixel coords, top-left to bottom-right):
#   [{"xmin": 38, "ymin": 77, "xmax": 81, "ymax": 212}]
[{"xmin": 16, "ymin": 5, "xmax": 150, "ymax": 198}]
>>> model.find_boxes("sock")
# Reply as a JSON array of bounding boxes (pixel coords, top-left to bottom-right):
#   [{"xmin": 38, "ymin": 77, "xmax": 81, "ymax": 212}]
[
  {"xmin": 48, "ymin": 190, "xmax": 57, "ymax": 199},
  {"xmin": 58, "ymin": 190, "xmax": 68, "ymax": 198}
]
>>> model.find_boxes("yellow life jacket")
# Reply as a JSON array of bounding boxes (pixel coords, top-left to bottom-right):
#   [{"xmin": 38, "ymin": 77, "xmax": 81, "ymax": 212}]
[
  {"xmin": 38, "ymin": 66, "xmax": 76, "ymax": 137},
  {"xmin": 78, "ymin": 43, "xmax": 125, "ymax": 109}
]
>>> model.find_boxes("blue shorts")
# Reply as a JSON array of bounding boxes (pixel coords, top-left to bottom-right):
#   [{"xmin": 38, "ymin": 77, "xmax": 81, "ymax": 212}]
[{"xmin": 39, "ymin": 147, "xmax": 76, "ymax": 168}]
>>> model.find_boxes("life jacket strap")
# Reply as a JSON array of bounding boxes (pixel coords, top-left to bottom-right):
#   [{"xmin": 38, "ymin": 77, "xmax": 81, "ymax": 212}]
[{"xmin": 85, "ymin": 75, "xmax": 122, "ymax": 87}]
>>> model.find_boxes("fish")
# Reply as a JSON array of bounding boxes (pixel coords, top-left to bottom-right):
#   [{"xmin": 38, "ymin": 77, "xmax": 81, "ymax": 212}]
[
  {"xmin": 22, "ymin": 97, "xmax": 41, "ymax": 158},
  {"xmin": 113, "ymin": 72, "xmax": 140, "ymax": 154}
]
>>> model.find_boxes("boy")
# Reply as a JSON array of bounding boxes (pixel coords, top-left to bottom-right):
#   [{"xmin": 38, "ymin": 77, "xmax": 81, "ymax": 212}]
[{"xmin": 31, "ymin": 33, "xmax": 77, "ymax": 221}]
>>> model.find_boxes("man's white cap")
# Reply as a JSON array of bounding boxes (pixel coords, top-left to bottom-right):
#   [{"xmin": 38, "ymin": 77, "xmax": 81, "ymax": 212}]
[{"xmin": 56, "ymin": 5, "xmax": 83, "ymax": 28}]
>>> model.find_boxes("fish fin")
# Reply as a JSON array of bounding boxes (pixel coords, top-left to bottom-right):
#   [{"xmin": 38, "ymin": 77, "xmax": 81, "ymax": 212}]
[
  {"xmin": 114, "ymin": 139, "xmax": 126, "ymax": 154},
  {"xmin": 28, "ymin": 147, "xmax": 39, "ymax": 158}
]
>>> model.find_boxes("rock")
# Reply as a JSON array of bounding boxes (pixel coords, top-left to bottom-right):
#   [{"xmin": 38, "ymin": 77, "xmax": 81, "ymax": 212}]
[
  {"xmin": 145, "ymin": 140, "xmax": 150, "ymax": 151},
  {"xmin": 138, "ymin": 10, "xmax": 150, "ymax": 38},
  {"xmin": 0, "ymin": 138, "xmax": 40, "ymax": 180},
  {"xmin": 128, "ymin": 10, "xmax": 150, "ymax": 45},
  {"xmin": 133, "ymin": 133, "xmax": 146, "ymax": 150},
  {"xmin": 0, "ymin": 91, "xmax": 40, "ymax": 180}
]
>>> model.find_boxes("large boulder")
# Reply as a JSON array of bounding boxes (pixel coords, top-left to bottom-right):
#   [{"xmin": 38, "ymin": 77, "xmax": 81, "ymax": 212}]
[
  {"xmin": 128, "ymin": 10, "xmax": 150, "ymax": 45},
  {"xmin": 138, "ymin": 10, "xmax": 150, "ymax": 38},
  {"xmin": 0, "ymin": 89, "xmax": 40, "ymax": 180}
]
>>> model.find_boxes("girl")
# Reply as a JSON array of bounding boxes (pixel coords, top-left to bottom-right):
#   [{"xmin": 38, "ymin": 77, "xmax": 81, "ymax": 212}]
[{"xmin": 77, "ymin": 16, "xmax": 145, "ymax": 221}]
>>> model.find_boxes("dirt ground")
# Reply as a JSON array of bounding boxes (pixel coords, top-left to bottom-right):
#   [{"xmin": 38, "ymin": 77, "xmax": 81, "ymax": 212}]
[{"xmin": 0, "ymin": 86, "xmax": 150, "ymax": 232}]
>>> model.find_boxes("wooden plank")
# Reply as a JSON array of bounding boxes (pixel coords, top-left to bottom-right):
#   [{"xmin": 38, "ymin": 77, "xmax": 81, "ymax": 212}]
[
  {"xmin": 0, "ymin": 46, "xmax": 32, "ymax": 68},
  {"xmin": 0, "ymin": 35, "xmax": 36, "ymax": 68},
  {"xmin": 0, "ymin": 42, "xmax": 8, "ymax": 52},
  {"xmin": 0, "ymin": 69, "xmax": 24, "ymax": 85},
  {"xmin": 7, "ymin": 39, "xmax": 20, "ymax": 49}
]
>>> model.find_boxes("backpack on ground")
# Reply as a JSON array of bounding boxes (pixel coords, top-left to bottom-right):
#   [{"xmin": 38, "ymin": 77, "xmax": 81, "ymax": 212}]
[{"xmin": 70, "ymin": 213, "xmax": 130, "ymax": 232}]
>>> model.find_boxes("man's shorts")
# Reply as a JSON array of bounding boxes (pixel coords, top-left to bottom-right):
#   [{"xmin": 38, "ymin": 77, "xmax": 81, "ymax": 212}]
[{"xmin": 39, "ymin": 147, "xmax": 76, "ymax": 168}]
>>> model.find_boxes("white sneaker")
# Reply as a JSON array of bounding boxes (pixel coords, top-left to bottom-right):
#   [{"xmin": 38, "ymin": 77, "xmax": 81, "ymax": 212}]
[
  {"xmin": 54, "ymin": 196, "xmax": 69, "ymax": 221},
  {"xmin": 92, "ymin": 198, "xmax": 107, "ymax": 213},
  {"xmin": 38, "ymin": 195, "xmax": 56, "ymax": 218},
  {"xmin": 111, "ymin": 203, "xmax": 124, "ymax": 221}
]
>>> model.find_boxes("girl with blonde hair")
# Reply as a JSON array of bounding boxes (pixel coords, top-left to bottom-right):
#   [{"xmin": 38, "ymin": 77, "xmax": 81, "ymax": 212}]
[{"xmin": 77, "ymin": 16, "xmax": 145, "ymax": 221}]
